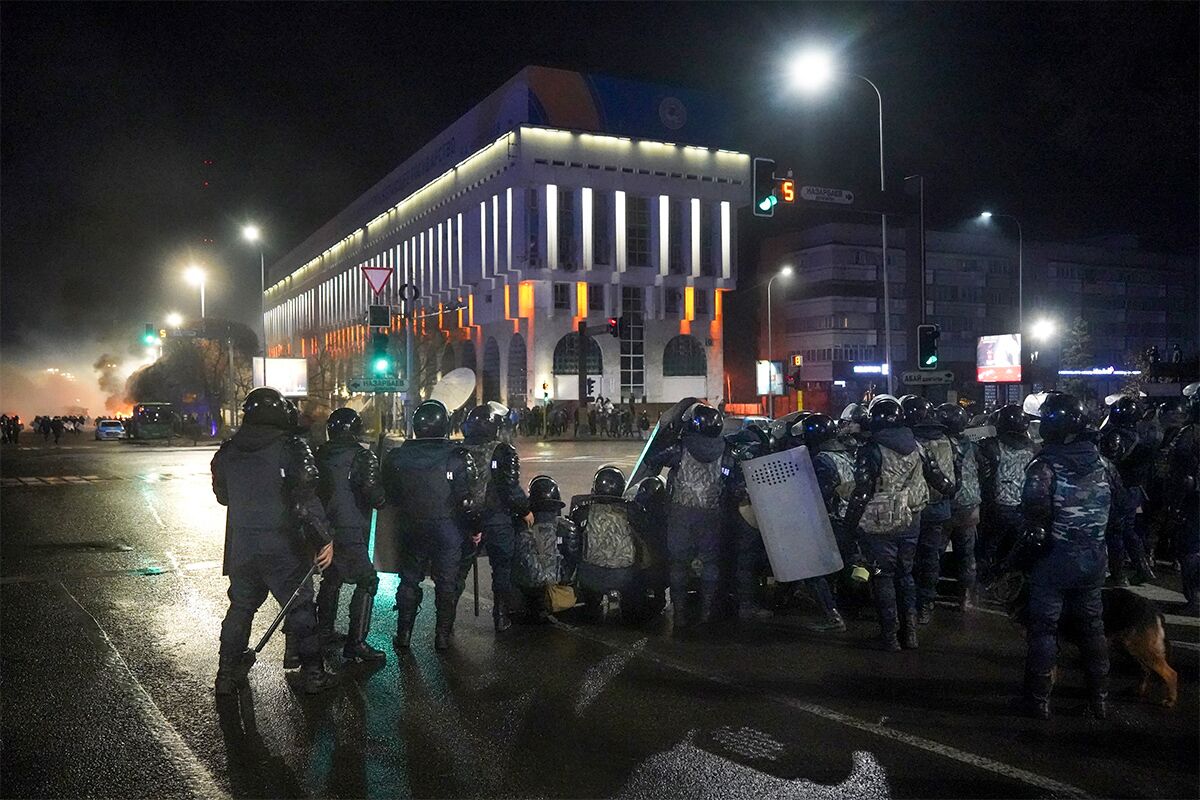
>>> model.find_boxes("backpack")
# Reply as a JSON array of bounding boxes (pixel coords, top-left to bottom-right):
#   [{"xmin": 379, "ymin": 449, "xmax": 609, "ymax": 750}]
[
  {"xmin": 671, "ymin": 449, "xmax": 723, "ymax": 509},
  {"xmin": 514, "ymin": 519, "xmax": 563, "ymax": 588},
  {"xmin": 464, "ymin": 441, "xmax": 499, "ymax": 512},
  {"xmin": 860, "ymin": 445, "xmax": 928, "ymax": 535},
  {"xmin": 953, "ymin": 437, "xmax": 982, "ymax": 510},
  {"xmin": 995, "ymin": 442, "xmax": 1033, "ymax": 507},
  {"xmin": 583, "ymin": 503, "xmax": 636, "ymax": 568},
  {"xmin": 817, "ymin": 450, "xmax": 856, "ymax": 519},
  {"xmin": 922, "ymin": 436, "xmax": 956, "ymax": 504}
]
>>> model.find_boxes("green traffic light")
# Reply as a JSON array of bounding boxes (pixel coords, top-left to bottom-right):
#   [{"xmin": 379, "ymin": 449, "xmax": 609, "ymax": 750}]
[
  {"xmin": 758, "ymin": 195, "xmax": 778, "ymax": 212},
  {"xmin": 924, "ymin": 355, "xmax": 938, "ymax": 366},
  {"xmin": 372, "ymin": 357, "xmax": 391, "ymax": 375}
]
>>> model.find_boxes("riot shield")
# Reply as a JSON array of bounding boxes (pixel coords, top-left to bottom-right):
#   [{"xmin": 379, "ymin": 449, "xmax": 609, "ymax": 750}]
[
  {"xmin": 373, "ymin": 503, "xmax": 402, "ymax": 574},
  {"xmin": 742, "ymin": 445, "xmax": 842, "ymax": 582},
  {"xmin": 625, "ymin": 396, "xmax": 697, "ymax": 494},
  {"xmin": 964, "ymin": 424, "xmax": 996, "ymax": 443}
]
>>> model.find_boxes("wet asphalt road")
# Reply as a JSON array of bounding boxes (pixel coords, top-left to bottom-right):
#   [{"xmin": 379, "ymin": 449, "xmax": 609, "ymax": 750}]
[{"xmin": 1, "ymin": 436, "xmax": 1197, "ymax": 799}]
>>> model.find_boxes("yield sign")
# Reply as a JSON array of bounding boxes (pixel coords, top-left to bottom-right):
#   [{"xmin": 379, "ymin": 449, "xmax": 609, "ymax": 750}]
[{"xmin": 361, "ymin": 266, "xmax": 393, "ymax": 296}]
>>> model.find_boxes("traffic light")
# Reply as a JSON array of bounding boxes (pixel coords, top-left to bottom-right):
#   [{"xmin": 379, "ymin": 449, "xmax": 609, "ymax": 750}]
[
  {"xmin": 142, "ymin": 324, "xmax": 159, "ymax": 346},
  {"xmin": 585, "ymin": 378, "xmax": 596, "ymax": 403},
  {"xmin": 753, "ymin": 157, "xmax": 777, "ymax": 217},
  {"xmin": 368, "ymin": 331, "xmax": 393, "ymax": 376},
  {"xmin": 917, "ymin": 324, "xmax": 941, "ymax": 370},
  {"xmin": 787, "ymin": 371, "xmax": 802, "ymax": 391}
]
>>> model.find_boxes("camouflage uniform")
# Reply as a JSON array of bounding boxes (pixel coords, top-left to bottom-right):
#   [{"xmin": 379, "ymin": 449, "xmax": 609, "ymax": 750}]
[
  {"xmin": 808, "ymin": 442, "xmax": 857, "ymax": 618},
  {"xmin": 977, "ymin": 433, "xmax": 1036, "ymax": 580},
  {"xmin": 914, "ymin": 427, "xmax": 959, "ymax": 619},
  {"xmin": 1021, "ymin": 439, "xmax": 1120, "ymax": 712},
  {"xmin": 947, "ymin": 433, "xmax": 982, "ymax": 603}
]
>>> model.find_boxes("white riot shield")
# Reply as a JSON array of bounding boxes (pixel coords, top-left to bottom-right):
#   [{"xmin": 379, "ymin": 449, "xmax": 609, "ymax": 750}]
[{"xmin": 742, "ymin": 445, "xmax": 842, "ymax": 582}]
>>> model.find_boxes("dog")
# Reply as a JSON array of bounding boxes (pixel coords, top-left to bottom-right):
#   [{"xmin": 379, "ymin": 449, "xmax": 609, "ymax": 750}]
[{"xmin": 1004, "ymin": 578, "xmax": 1178, "ymax": 708}]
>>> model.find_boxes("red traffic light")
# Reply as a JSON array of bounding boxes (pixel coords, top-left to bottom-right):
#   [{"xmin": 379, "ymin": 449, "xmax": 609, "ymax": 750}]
[{"xmin": 607, "ymin": 317, "xmax": 619, "ymax": 338}]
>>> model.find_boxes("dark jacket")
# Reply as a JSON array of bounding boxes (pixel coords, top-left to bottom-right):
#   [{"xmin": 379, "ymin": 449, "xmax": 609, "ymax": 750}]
[
  {"xmin": 316, "ymin": 439, "xmax": 385, "ymax": 532},
  {"xmin": 381, "ymin": 438, "xmax": 473, "ymax": 523},
  {"xmin": 463, "ymin": 436, "xmax": 530, "ymax": 519},
  {"xmin": 211, "ymin": 424, "xmax": 331, "ymax": 575}
]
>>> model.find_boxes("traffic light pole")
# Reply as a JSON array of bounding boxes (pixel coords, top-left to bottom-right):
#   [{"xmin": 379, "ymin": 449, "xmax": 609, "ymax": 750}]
[{"xmin": 577, "ymin": 320, "xmax": 588, "ymax": 413}]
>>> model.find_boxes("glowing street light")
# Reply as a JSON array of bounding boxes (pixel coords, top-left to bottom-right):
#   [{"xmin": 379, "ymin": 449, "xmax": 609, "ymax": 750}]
[
  {"xmin": 1030, "ymin": 318, "xmax": 1057, "ymax": 343},
  {"xmin": 241, "ymin": 224, "xmax": 261, "ymax": 243},
  {"xmin": 165, "ymin": 311, "xmax": 183, "ymax": 328},
  {"xmin": 788, "ymin": 50, "xmax": 834, "ymax": 94},
  {"xmin": 184, "ymin": 264, "xmax": 206, "ymax": 319}
]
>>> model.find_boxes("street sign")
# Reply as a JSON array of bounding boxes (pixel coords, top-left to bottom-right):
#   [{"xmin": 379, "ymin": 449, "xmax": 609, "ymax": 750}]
[
  {"xmin": 800, "ymin": 185, "xmax": 854, "ymax": 205},
  {"xmin": 902, "ymin": 369, "xmax": 954, "ymax": 386},
  {"xmin": 348, "ymin": 376, "xmax": 408, "ymax": 394},
  {"xmin": 361, "ymin": 266, "xmax": 393, "ymax": 296}
]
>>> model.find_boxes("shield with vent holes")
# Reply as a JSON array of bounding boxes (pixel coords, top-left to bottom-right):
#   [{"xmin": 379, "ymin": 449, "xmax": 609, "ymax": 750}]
[{"xmin": 741, "ymin": 445, "xmax": 842, "ymax": 582}]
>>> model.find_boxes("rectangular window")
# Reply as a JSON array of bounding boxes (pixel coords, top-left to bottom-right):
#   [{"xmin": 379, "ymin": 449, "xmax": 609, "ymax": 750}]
[
  {"xmin": 668, "ymin": 199, "xmax": 684, "ymax": 275},
  {"xmin": 553, "ymin": 283, "xmax": 571, "ymax": 310},
  {"xmin": 620, "ymin": 287, "xmax": 645, "ymax": 401},
  {"xmin": 593, "ymin": 191, "xmax": 611, "ymax": 265},
  {"xmin": 665, "ymin": 287, "xmax": 682, "ymax": 314},
  {"xmin": 694, "ymin": 289, "xmax": 709, "ymax": 315},
  {"xmin": 558, "ymin": 189, "xmax": 576, "ymax": 270},
  {"xmin": 527, "ymin": 188, "xmax": 541, "ymax": 267},
  {"xmin": 699, "ymin": 204, "xmax": 714, "ymax": 276},
  {"xmin": 587, "ymin": 284, "xmax": 604, "ymax": 311},
  {"xmin": 626, "ymin": 195, "xmax": 650, "ymax": 267}
]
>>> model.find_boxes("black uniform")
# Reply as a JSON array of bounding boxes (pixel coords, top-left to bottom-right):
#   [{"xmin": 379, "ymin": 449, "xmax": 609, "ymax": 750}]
[
  {"xmin": 315, "ymin": 437, "xmax": 386, "ymax": 661},
  {"xmin": 383, "ymin": 424, "xmax": 474, "ymax": 651},
  {"xmin": 211, "ymin": 419, "xmax": 335, "ymax": 693},
  {"xmin": 724, "ymin": 425, "xmax": 772, "ymax": 619},
  {"xmin": 1101, "ymin": 410, "xmax": 1156, "ymax": 585},
  {"xmin": 844, "ymin": 404, "xmax": 955, "ymax": 652}
]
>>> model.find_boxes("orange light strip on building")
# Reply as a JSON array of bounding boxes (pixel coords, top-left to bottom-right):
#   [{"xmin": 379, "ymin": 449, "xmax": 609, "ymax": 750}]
[
  {"xmin": 681, "ymin": 286, "xmax": 695, "ymax": 335},
  {"xmin": 710, "ymin": 288, "xmax": 724, "ymax": 339},
  {"xmin": 575, "ymin": 282, "xmax": 587, "ymax": 323}
]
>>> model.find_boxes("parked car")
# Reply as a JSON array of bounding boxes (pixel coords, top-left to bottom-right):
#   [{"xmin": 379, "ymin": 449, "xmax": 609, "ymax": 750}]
[{"xmin": 95, "ymin": 419, "xmax": 126, "ymax": 440}]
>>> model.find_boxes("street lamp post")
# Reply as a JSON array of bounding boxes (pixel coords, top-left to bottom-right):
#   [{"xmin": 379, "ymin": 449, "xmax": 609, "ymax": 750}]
[
  {"xmin": 766, "ymin": 265, "xmax": 793, "ymax": 418},
  {"xmin": 185, "ymin": 265, "xmax": 206, "ymax": 322},
  {"xmin": 788, "ymin": 52, "xmax": 893, "ymax": 393},
  {"xmin": 979, "ymin": 212, "xmax": 1024, "ymax": 334},
  {"xmin": 242, "ymin": 225, "xmax": 267, "ymax": 387}
]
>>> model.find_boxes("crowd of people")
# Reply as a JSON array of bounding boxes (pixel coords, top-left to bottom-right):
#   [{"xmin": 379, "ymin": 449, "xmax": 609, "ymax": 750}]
[
  {"xmin": 0, "ymin": 414, "xmax": 89, "ymax": 444},
  {"xmin": 502, "ymin": 398, "xmax": 651, "ymax": 439},
  {"xmin": 208, "ymin": 384, "xmax": 1198, "ymax": 720}
]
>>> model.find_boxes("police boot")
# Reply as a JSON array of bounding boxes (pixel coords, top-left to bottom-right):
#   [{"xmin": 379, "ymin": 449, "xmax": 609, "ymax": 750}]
[
  {"xmin": 434, "ymin": 591, "xmax": 457, "ymax": 652},
  {"xmin": 214, "ymin": 647, "xmax": 244, "ymax": 696},
  {"xmin": 698, "ymin": 582, "xmax": 720, "ymax": 626},
  {"xmin": 1131, "ymin": 556, "xmax": 1156, "ymax": 586},
  {"xmin": 805, "ymin": 609, "xmax": 846, "ymax": 633},
  {"xmin": 393, "ymin": 588, "xmax": 420, "ymax": 651},
  {"xmin": 300, "ymin": 655, "xmax": 339, "ymax": 694},
  {"xmin": 917, "ymin": 603, "xmax": 934, "ymax": 625},
  {"xmin": 493, "ymin": 595, "xmax": 512, "ymax": 633},
  {"xmin": 959, "ymin": 586, "xmax": 977, "ymax": 612},
  {"xmin": 1019, "ymin": 671, "xmax": 1053, "ymax": 720},
  {"xmin": 901, "ymin": 610, "xmax": 919, "ymax": 650},
  {"xmin": 283, "ymin": 635, "xmax": 301, "ymax": 670},
  {"xmin": 670, "ymin": 583, "xmax": 692, "ymax": 633},
  {"xmin": 343, "ymin": 592, "xmax": 386, "ymax": 664},
  {"xmin": 1106, "ymin": 559, "xmax": 1130, "ymax": 587},
  {"xmin": 316, "ymin": 580, "xmax": 341, "ymax": 644}
]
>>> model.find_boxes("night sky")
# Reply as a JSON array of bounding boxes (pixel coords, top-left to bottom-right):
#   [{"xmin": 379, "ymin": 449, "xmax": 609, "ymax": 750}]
[{"xmin": 2, "ymin": 2, "xmax": 1196, "ymax": 402}]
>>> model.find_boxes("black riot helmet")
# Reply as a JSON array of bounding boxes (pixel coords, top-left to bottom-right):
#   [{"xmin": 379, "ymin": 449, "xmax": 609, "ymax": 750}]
[
  {"xmin": 683, "ymin": 402, "xmax": 724, "ymax": 437},
  {"xmin": 936, "ymin": 403, "xmax": 970, "ymax": 436},
  {"xmin": 1157, "ymin": 396, "xmax": 1189, "ymax": 429},
  {"xmin": 1099, "ymin": 425, "xmax": 1137, "ymax": 462},
  {"xmin": 242, "ymin": 387, "xmax": 291, "ymax": 429},
  {"xmin": 1038, "ymin": 392, "xmax": 1086, "ymax": 444},
  {"xmin": 798, "ymin": 413, "xmax": 837, "ymax": 450},
  {"xmin": 528, "ymin": 475, "xmax": 563, "ymax": 513},
  {"xmin": 592, "ymin": 465, "xmax": 627, "ymax": 497},
  {"xmin": 900, "ymin": 395, "xmax": 935, "ymax": 428},
  {"xmin": 995, "ymin": 404, "xmax": 1029, "ymax": 435},
  {"xmin": 412, "ymin": 399, "xmax": 450, "ymax": 439},
  {"xmin": 285, "ymin": 398, "xmax": 299, "ymax": 430},
  {"xmin": 867, "ymin": 397, "xmax": 904, "ymax": 432},
  {"xmin": 326, "ymin": 407, "xmax": 363, "ymax": 440},
  {"xmin": 462, "ymin": 401, "xmax": 508, "ymax": 442},
  {"xmin": 633, "ymin": 475, "xmax": 666, "ymax": 510},
  {"xmin": 1107, "ymin": 396, "xmax": 1142, "ymax": 431}
]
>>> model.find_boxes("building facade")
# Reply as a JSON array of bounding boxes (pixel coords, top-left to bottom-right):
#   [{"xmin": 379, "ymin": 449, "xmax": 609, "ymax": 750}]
[
  {"xmin": 760, "ymin": 222, "xmax": 1196, "ymax": 411},
  {"xmin": 264, "ymin": 67, "xmax": 749, "ymax": 411}
]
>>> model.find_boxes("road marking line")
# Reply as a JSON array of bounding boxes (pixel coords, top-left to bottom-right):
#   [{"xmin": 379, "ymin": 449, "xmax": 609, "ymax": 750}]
[
  {"xmin": 55, "ymin": 583, "xmax": 228, "ymax": 799},
  {"xmin": 552, "ymin": 621, "xmax": 1091, "ymax": 799},
  {"xmin": 142, "ymin": 491, "xmax": 166, "ymax": 529},
  {"xmin": 1164, "ymin": 614, "xmax": 1199, "ymax": 628},
  {"xmin": 1171, "ymin": 640, "xmax": 1199, "ymax": 652}
]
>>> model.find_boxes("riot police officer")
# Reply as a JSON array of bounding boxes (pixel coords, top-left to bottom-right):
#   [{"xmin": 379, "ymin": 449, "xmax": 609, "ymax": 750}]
[
  {"xmin": 938, "ymin": 403, "xmax": 982, "ymax": 610},
  {"xmin": 569, "ymin": 466, "xmax": 642, "ymax": 622},
  {"xmin": 383, "ymin": 400, "xmax": 474, "ymax": 652},
  {"xmin": 212, "ymin": 388, "xmax": 337, "ymax": 695},
  {"xmin": 725, "ymin": 423, "xmax": 773, "ymax": 620},
  {"xmin": 801, "ymin": 413, "xmax": 855, "ymax": 632},
  {"xmin": 314, "ymin": 408, "xmax": 386, "ymax": 663},
  {"xmin": 646, "ymin": 402, "xmax": 734, "ymax": 630},
  {"xmin": 977, "ymin": 404, "xmax": 1037, "ymax": 582},
  {"xmin": 461, "ymin": 402, "xmax": 530, "ymax": 632},
  {"xmin": 844, "ymin": 397, "xmax": 955, "ymax": 651},
  {"xmin": 513, "ymin": 475, "xmax": 578, "ymax": 622},
  {"xmin": 1017, "ymin": 392, "xmax": 1119, "ymax": 719},
  {"xmin": 1101, "ymin": 396, "xmax": 1157, "ymax": 585},
  {"xmin": 903, "ymin": 396, "xmax": 959, "ymax": 625},
  {"xmin": 1167, "ymin": 389, "xmax": 1199, "ymax": 614},
  {"xmin": 1149, "ymin": 397, "xmax": 1190, "ymax": 562}
]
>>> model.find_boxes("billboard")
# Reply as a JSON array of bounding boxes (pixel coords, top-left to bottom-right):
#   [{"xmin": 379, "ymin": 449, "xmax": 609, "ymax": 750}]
[
  {"xmin": 977, "ymin": 334, "xmax": 1022, "ymax": 383},
  {"xmin": 253, "ymin": 358, "xmax": 308, "ymax": 397},
  {"xmin": 756, "ymin": 360, "xmax": 785, "ymax": 396}
]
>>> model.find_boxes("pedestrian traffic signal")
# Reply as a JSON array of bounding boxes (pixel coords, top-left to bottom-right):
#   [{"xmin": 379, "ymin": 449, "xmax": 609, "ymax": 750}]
[
  {"xmin": 607, "ymin": 317, "xmax": 621, "ymax": 338},
  {"xmin": 368, "ymin": 331, "xmax": 392, "ymax": 375},
  {"xmin": 585, "ymin": 378, "xmax": 596, "ymax": 403},
  {"xmin": 753, "ymin": 157, "xmax": 777, "ymax": 217},
  {"xmin": 917, "ymin": 324, "xmax": 941, "ymax": 370}
]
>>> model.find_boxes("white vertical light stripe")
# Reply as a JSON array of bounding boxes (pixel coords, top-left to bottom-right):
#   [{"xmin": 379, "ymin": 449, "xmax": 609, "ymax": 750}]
[
  {"xmin": 581, "ymin": 187, "xmax": 593, "ymax": 271},
  {"xmin": 505, "ymin": 188, "xmax": 513, "ymax": 272},
  {"xmin": 457, "ymin": 212, "xmax": 464, "ymax": 290},
  {"xmin": 721, "ymin": 201, "xmax": 731, "ymax": 279},
  {"xmin": 546, "ymin": 185, "xmax": 558, "ymax": 269},
  {"xmin": 437, "ymin": 222, "xmax": 444, "ymax": 296},
  {"xmin": 615, "ymin": 190, "xmax": 627, "ymax": 272},
  {"xmin": 492, "ymin": 195, "xmax": 500, "ymax": 275},
  {"xmin": 480, "ymin": 202, "xmax": 487, "ymax": 279},
  {"xmin": 691, "ymin": 198, "xmax": 701, "ymax": 278},
  {"xmin": 658, "ymin": 195, "xmax": 670, "ymax": 277}
]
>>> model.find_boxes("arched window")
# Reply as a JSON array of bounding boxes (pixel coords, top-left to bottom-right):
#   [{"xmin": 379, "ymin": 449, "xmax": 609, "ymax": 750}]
[
  {"xmin": 482, "ymin": 338, "xmax": 501, "ymax": 402},
  {"xmin": 662, "ymin": 334, "xmax": 706, "ymax": 376},
  {"xmin": 507, "ymin": 334, "xmax": 528, "ymax": 408},
  {"xmin": 552, "ymin": 333, "xmax": 603, "ymax": 374}
]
